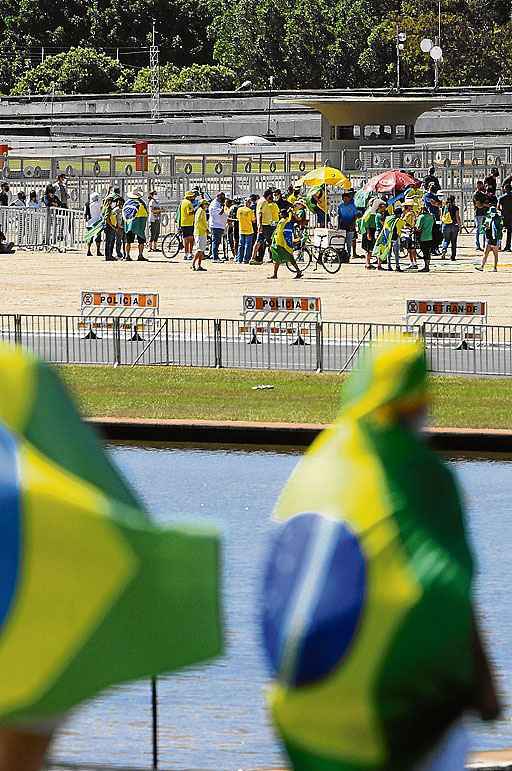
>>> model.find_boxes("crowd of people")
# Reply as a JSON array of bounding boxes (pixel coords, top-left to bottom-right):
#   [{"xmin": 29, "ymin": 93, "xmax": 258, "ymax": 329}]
[{"xmin": 2, "ymin": 166, "xmax": 512, "ymax": 274}]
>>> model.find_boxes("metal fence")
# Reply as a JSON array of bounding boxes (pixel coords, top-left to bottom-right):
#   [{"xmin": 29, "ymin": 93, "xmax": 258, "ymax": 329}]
[
  {"xmin": 2, "ymin": 314, "xmax": 512, "ymax": 376},
  {"xmin": 0, "ymin": 206, "xmax": 177, "ymax": 250}
]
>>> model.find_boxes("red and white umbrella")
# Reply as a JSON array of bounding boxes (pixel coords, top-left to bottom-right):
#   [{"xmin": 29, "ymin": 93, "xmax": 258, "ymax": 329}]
[{"xmin": 363, "ymin": 170, "xmax": 421, "ymax": 194}]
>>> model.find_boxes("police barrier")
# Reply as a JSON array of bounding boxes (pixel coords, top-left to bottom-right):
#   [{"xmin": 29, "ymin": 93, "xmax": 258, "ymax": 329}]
[{"xmin": 2, "ymin": 313, "xmax": 512, "ymax": 375}]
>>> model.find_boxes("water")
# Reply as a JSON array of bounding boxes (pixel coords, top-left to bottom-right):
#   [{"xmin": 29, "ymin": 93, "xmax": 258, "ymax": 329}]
[{"xmin": 51, "ymin": 445, "xmax": 512, "ymax": 769}]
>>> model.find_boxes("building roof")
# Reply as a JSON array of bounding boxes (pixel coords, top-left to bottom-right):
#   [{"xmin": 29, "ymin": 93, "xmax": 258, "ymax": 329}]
[{"xmin": 274, "ymin": 96, "xmax": 452, "ymax": 125}]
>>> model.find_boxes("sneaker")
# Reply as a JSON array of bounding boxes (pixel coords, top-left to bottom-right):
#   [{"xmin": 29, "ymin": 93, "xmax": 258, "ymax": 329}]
[
  {"xmin": 474, "ymin": 265, "xmax": 483, "ymax": 271},
  {"xmin": 365, "ymin": 265, "xmax": 376, "ymax": 270},
  {"xmin": 125, "ymin": 256, "xmax": 132, "ymax": 261},
  {"xmin": 197, "ymin": 267, "xmax": 207, "ymax": 271},
  {"xmin": 137, "ymin": 256, "xmax": 149, "ymax": 262}
]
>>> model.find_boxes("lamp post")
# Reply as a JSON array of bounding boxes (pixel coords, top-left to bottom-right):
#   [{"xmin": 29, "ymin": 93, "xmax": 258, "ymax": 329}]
[
  {"xmin": 396, "ymin": 27, "xmax": 407, "ymax": 90},
  {"xmin": 266, "ymin": 75, "xmax": 274, "ymax": 137},
  {"xmin": 420, "ymin": 36, "xmax": 443, "ymax": 89}
]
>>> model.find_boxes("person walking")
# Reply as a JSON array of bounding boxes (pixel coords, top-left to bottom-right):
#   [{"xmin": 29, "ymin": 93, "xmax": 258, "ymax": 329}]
[
  {"xmin": 122, "ymin": 188, "xmax": 149, "ymax": 262},
  {"xmin": 268, "ymin": 206, "xmax": 305, "ymax": 279},
  {"xmin": 473, "ymin": 181, "xmax": 488, "ymax": 251},
  {"xmin": 192, "ymin": 199, "xmax": 209, "ymax": 272},
  {"xmin": 440, "ymin": 195, "xmax": 462, "ymax": 260},
  {"xmin": 85, "ymin": 192, "xmax": 103, "ymax": 257},
  {"xmin": 475, "ymin": 206, "xmax": 503, "ymax": 272},
  {"xmin": 423, "ymin": 183, "xmax": 442, "ymax": 254},
  {"xmin": 236, "ymin": 197, "xmax": 256, "ymax": 263},
  {"xmin": 208, "ymin": 192, "xmax": 227, "ymax": 262},
  {"xmin": 337, "ymin": 191, "xmax": 358, "ymax": 261},
  {"xmin": 179, "ymin": 191, "xmax": 197, "ymax": 261},
  {"xmin": 55, "ymin": 174, "xmax": 69, "ymax": 208},
  {"xmin": 499, "ymin": 182, "xmax": 512, "ymax": 251},
  {"xmin": 148, "ymin": 191, "xmax": 162, "ymax": 252}
]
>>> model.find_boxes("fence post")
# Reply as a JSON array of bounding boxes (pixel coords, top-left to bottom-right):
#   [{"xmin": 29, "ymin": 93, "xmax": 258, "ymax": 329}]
[
  {"xmin": 316, "ymin": 321, "xmax": 323, "ymax": 372},
  {"xmin": 151, "ymin": 677, "xmax": 159, "ymax": 770},
  {"xmin": 214, "ymin": 319, "xmax": 222, "ymax": 368},
  {"xmin": 65, "ymin": 316, "xmax": 70, "ymax": 363},
  {"xmin": 44, "ymin": 207, "xmax": 51, "ymax": 247},
  {"xmin": 14, "ymin": 314, "xmax": 22, "ymax": 346},
  {"xmin": 113, "ymin": 317, "xmax": 121, "ymax": 366}
]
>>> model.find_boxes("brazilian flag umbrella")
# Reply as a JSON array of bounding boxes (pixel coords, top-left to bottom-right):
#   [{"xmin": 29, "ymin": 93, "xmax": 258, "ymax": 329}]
[
  {"xmin": 261, "ymin": 339, "xmax": 476, "ymax": 770},
  {"xmin": 0, "ymin": 344, "xmax": 222, "ymax": 726}
]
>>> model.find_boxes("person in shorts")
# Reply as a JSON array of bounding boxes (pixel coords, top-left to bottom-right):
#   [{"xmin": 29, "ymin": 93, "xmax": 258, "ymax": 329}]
[
  {"xmin": 148, "ymin": 190, "xmax": 162, "ymax": 252},
  {"xmin": 251, "ymin": 189, "xmax": 275, "ymax": 264},
  {"xmin": 179, "ymin": 191, "xmax": 197, "ymax": 261},
  {"xmin": 192, "ymin": 199, "xmax": 209, "ymax": 272},
  {"xmin": 476, "ymin": 206, "xmax": 503, "ymax": 272}
]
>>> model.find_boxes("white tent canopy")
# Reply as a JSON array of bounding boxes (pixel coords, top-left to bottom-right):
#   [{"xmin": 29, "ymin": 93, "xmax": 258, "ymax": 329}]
[{"xmin": 230, "ymin": 135, "xmax": 275, "ymax": 146}]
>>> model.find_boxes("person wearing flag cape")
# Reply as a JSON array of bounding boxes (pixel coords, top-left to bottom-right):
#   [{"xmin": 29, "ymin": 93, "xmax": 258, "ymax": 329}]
[
  {"xmin": 261, "ymin": 338, "xmax": 500, "ymax": 771},
  {"xmin": 0, "ymin": 345, "xmax": 222, "ymax": 770},
  {"xmin": 123, "ymin": 188, "xmax": 149, "ymax": 261}
]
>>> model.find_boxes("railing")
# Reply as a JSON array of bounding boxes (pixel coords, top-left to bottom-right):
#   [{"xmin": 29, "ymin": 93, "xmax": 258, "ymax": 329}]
[
  {"xmin": 2, "ymin": 314, "xmax": 512, "ymax": 376},
  {"xmin": 0, "ymin": 206, "xmax": 177, "ymax": 250}
]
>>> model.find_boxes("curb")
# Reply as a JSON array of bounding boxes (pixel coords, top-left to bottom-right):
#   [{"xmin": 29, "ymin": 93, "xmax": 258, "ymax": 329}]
[{"xmin": 87, "ymin": 418, "xmax": 512, "ymax": 453}]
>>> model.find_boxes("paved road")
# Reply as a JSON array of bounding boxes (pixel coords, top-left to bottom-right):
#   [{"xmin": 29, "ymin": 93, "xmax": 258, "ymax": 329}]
[{"xmin": 4, "ymin": 329, "xmax": 512, "ymax": 376}]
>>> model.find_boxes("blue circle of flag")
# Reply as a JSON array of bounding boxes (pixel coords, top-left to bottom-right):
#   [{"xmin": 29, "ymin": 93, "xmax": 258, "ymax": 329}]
[{"xmin": 262, "ymin": 512, "xmax": 367, "ymax": 687}]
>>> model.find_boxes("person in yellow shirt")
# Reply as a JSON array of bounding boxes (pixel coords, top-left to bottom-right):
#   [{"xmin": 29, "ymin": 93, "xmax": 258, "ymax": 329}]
[
  {"xmin": 236, "ymin": 198, "xmax": 256, "ymax": 263},
  {"xmin": 179, "ymin": 191, "xmax": 197, "ymax": 261},
  {"xmin": 251, "ymin": 189, "xmax": 275, "ymax": 264},
  {"xmin": 192, "ymin": 199, "xmax": 209, "ymax": 272}
]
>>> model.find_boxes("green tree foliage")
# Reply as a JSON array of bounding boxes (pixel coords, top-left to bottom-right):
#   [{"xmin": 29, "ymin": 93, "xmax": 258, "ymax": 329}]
[
  {"xmin": 129, "ymin": 64, "xmax": 180, "ymax": 93},
  {"xmin": 172, "ymin": 64, "xmax": 237, "ymax": 91},
  {"xmin": 11, "ymin": 48, "xmax": 127, "ymax": 95}
]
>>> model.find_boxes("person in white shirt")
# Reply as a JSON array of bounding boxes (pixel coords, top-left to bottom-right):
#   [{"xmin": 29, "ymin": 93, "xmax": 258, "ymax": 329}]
[
  {"xmin": 11, "ymin": 192, "xmax": 26, "ymax": 207},
  {"xmin": 148, "ymin": 191, "xmax": 162, "ymax": 252},
  {"xmin": 208, "ymin": 192, "xmax": 227, "ymax": 262}
]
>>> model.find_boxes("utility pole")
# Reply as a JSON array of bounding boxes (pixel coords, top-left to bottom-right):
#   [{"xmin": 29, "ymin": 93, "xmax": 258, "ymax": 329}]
[
  {"xmin": 434, "ymin": 0, "xmax": 441, "ymax": 88},
  {"xmin": 149, "ymin": 20, "xmax": 160, "ymax": 120}
]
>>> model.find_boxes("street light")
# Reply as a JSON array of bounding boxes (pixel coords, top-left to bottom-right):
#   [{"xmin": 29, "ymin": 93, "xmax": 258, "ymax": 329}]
[
  {"xmin": 420, "ymin": 36, "xmax": 443, "ymax": 88},
  {"xmin": 266, "ymin": 76, "xmax": 275, "ymax": 137},
  {"xmin": 396, "ymin": 28, "xmax": 407, "ymax": 90},
  {"xmin": 235, "ymin": 80, "xmax": 252, "ymax": 91}
]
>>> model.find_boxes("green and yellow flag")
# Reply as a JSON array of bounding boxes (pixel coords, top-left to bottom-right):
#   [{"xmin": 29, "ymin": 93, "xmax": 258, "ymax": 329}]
[
  {"xmin": 0, "ymin": 345, "xmax": 222, "ymax": 725},
  {"xmin": 262, "ymin": 339, "xmax": 475, "ymax": 770}
]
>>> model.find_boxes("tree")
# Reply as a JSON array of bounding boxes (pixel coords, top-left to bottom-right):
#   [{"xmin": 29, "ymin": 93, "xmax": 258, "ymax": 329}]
[
  {"xmin": 10, "ymin": 47, "xmax": 127, "ymax": 95},
  {"xmin": 129, "ymin": 63, "xmax": 180, "ymax": 93},
  {"xmin": 172, "ymin": 64, "xmax": 237, "ymax": 91}
]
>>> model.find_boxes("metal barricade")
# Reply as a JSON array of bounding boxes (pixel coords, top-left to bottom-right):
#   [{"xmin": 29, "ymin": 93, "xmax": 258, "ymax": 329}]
[{"xmin": 3, "ymin": 314, "xmax": 512, "ymax": 376}]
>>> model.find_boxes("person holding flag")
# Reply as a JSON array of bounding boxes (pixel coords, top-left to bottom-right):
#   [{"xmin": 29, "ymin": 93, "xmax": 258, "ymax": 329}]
[
  {"xmin": 122, "ymin": 188, "xmax": 149, "ymax": 261},
  {"xmin": 372, "ymin": 204, "xmax": 404, "ymax": 271},
  {"xmin": 261, "ymin": 337, "xmax": 501, "ymax": 771},
  {"xmin": 0, "ymin": 345, "xmax": 222, "ymax": 770},
  {"xmin": 268, "ymin": 204, "xmax": 306, "ymax": 279}
]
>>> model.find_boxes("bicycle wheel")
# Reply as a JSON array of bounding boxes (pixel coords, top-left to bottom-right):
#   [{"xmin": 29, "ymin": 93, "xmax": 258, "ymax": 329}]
[
  {"xmin": 287, "ymin": 244, "xmax": 313, "ymax": 273},
  {"xmin": 321, "ymin": 247, "xmax": 342, "ymax": 274},
  {"xmin": 162, "ymin": 232, "xmax": 182, "ymax": 259}
]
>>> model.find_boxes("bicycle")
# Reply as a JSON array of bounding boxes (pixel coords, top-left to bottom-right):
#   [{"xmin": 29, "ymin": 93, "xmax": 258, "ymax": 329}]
[
  {"xmin": 286, "ymin": 228, "xmax": 343, "ymax": 274},
  {"xmin": 161, "ymin": 230, "xmax": 183, "ymax": 259}
]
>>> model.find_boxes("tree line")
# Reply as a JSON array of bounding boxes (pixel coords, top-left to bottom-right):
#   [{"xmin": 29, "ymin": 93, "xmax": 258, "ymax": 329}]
[{"xmin": 1, "ymin": 0, "xmax": 511, "ymax": 95}]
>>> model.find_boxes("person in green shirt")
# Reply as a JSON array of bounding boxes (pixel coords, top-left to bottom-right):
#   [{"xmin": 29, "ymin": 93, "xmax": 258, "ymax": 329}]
[
  {"xmin": 475, "ymin": 206, "xmax": 503, "ymax": 272},
  {"xmin": 415, "ymin": 205, "xmax": 435, "ymax": 272}
]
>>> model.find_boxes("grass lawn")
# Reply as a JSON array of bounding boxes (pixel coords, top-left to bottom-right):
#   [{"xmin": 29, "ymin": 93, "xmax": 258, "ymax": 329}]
[{"xmin": 58, "ymin": 365, "xmax": 511, "ymax": 429}]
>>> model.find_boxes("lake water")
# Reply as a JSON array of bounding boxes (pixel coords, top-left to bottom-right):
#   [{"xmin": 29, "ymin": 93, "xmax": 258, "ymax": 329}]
[{"xmin": 51, "ymin": 444, "xmax": 512, "ymax": 770}]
